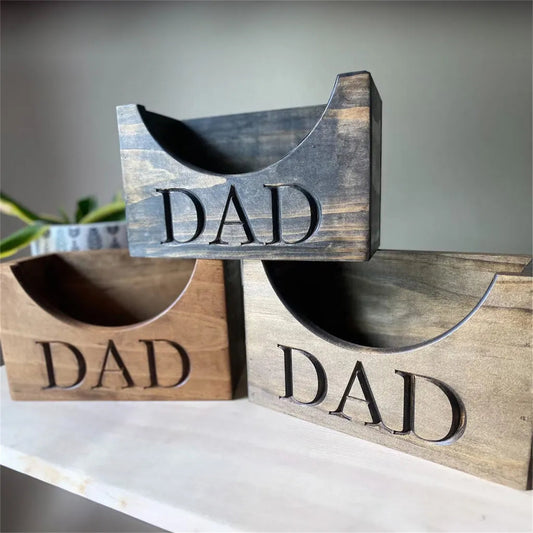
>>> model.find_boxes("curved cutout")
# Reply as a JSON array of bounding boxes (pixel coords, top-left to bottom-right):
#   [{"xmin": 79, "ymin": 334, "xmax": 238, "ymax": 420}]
[
  {"xmin": 136, "ymin": 74, "xmax": 357, "ymax": 175},
  {"xmin": 11, "ymin": 251, "xmax": 196, "ymax": 328},
  {"xmin": 263, "ymin": 251, "xmax": 529, "ymax": 352},
  {"xmin": 139, "ymin": 104, "xmax": 326, "ymax": 176}
]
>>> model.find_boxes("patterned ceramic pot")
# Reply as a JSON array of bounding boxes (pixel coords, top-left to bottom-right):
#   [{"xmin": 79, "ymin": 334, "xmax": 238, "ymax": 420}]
[{"xmin": 30, "ymin": 221, "xmax": 128, "ymax": 256}]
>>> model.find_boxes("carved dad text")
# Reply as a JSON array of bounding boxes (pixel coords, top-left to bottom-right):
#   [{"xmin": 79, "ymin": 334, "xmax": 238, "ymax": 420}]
[
  {"xmin": 157, "ymin": 184, "xmax": 321, "ymax": 246},
  {"xmin": 278, "ymin": 344, "xmax": 466, "ymax": 445},
  {"xmin": 36, "ymin": 339, "xmax": 190, "ymax": 390}
]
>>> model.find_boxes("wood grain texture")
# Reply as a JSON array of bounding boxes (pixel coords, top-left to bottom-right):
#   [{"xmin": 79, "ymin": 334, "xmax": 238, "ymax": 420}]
[
  {"xmin": 117, "ymin": 71, "xmax": 381, "ymax": 261},
  {"xmin": 243, "ymin": 252, "xmax": 532, "ymax": 489},
  {"xmin": 0, "ymin": 250, "xmax": 244, "ymax": 400}
]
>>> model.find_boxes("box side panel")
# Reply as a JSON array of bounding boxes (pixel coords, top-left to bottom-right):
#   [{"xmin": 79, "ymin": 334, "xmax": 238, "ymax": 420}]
[{"xmin": 369, "ymin": 75, "xmax": 382, "ymax": 257}]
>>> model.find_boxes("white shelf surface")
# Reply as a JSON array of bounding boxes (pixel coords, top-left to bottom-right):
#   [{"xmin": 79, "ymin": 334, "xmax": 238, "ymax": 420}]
[{"xmin": 1, "ymin": 367, "xmax": 531, "ymax": 532}]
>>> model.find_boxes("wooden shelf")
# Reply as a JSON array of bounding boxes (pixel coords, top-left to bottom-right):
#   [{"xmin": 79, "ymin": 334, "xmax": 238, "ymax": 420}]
[{"xmin": 0, "ymin": 367, "xmax": 530, "ymax": 532}]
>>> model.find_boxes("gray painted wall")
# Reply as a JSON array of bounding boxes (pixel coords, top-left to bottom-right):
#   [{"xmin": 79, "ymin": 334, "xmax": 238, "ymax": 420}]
[
  {"xmin": 2, "ymin": 1, "xmax": 532, "ymax": 255},
  {"xmin": 1, "ymin": 2, "xmax": 531, "ymax": 531}
]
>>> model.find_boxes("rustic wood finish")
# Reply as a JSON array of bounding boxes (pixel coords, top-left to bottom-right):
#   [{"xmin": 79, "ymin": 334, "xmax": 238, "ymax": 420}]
[
  {"xmin": 243, "ymin": 252, "xmax": 532, "ymax": 489},
  {"xmin": 0, "ymin": 250, "xmax": 245, "ymax": 400},
  {"xmin": 117, "ymin": 71, "xmax": 381, "ymax": 261}
]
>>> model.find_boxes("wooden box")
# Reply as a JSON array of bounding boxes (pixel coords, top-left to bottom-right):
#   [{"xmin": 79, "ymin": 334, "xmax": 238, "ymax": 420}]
[
  {"xmin": 0, "ymin": 250, "xmax": 245, "ymax": 400},
  {"xmin": 242, "ymin": 252, "xmax": 532, "ymax": 489},
  {"xmin": 117, "ymin": 71, "xmax": 381, "ymax": 262}
]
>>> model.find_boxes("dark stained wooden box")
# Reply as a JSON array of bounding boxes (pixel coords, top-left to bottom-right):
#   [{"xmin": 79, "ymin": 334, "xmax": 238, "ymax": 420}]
[
  {"xmin": 242, "ymin": 252, "xmax": 532, "ymax": 489},
  {"xmin": 0, "ymin": 250, "xmax": 245, "ymax": 400},
  {"xmin": 117, "ymin": 71, "xmax": 381, "ymax": 262}
]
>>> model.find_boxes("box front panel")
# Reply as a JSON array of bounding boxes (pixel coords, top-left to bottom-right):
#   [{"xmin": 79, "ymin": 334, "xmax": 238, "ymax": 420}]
[
  {"xmin": 1, "ymin": 258, "xmax": 235, "ymax": 400},
  {"xmin": 118, "ymin": 72, "xmax": 379, "ymax": 261}
]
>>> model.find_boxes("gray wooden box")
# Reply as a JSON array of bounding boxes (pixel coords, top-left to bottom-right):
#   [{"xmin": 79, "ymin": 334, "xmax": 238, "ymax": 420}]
[
  {"xmin": 117, "ymin": 71, "xmax": 381, "ymax": 261},
  {"xmin": 243, "ymin": 252, "xmax": 532, "ymax": 489}
]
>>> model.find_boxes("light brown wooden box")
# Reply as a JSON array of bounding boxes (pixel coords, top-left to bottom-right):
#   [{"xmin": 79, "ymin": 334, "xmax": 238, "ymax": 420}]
[
  {"xmin": 242, "ymin": 251, "xmax": 532, "ymax": 489},
  {"xmin": 0, "ymin": 250, "xmax": 244, "ymax": 400}
]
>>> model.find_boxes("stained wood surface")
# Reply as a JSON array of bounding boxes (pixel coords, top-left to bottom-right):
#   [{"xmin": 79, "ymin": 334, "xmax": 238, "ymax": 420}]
[
  {"xmin": 0, "ymin": 250, "xmax": 244, "ymax": 400},
  {"xmin": 117, "ymin": 71, "xmax": 381, "ymax": 261},
  {"xmin": 243, "ymin": 251, "xmax": 533, "ymax": 489}
]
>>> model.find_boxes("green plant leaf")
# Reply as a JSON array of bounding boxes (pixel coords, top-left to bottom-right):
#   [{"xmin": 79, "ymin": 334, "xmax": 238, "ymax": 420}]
[
  {"xmin": 75, "ymin": 196, "xmax": 98, "ymax": 223},
  {"xmin": 0, "ymin": 192, "xmax": 63, "ymax": 224},
  {"xmin": 0, "ymin": 223, "xmax": 49, "ymax": 259},
  {"xmin": 1, "ymin": 192, "xmax": 41, "ymax": 224},
  {"xmin": 112, "ymin": 190, "xmax": 124, "ymax": 203},
  {"xmin": 78, "ymin": 200, "xmax": 126, "ymax": 224},
  {"xmin": 58, "ymin": 208, "xmax": 71, "ymax": 223},
  {"xmin": 38, "ymin": 212, "xmax": 64, "ymax": 223}
]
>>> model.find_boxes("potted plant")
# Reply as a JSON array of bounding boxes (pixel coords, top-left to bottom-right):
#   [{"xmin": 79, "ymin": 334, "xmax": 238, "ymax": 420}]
[{"xmin": 0, "ymin": 192, "xmax": 127, "ymax": 258}]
